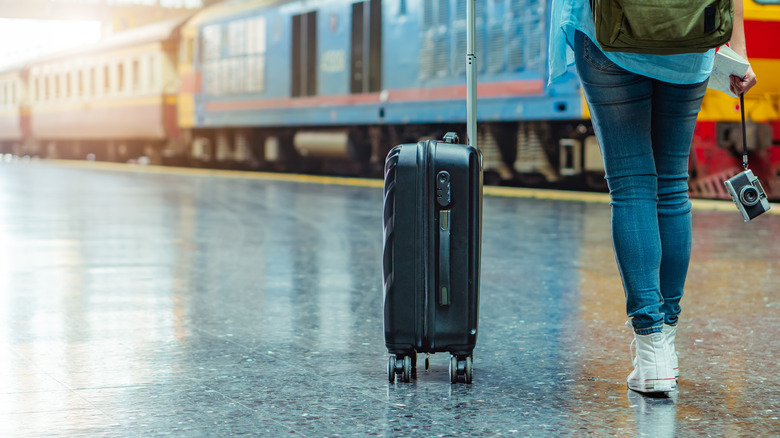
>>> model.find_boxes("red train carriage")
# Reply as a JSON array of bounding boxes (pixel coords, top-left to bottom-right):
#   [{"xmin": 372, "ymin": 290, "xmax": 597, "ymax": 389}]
[
  {"xmin": 25, "ymin": 16, "xmax": 188, "ymax": 164},
  {"xmin": 0, "ymin": 65, "xmax": 30, "ymax": 157}
]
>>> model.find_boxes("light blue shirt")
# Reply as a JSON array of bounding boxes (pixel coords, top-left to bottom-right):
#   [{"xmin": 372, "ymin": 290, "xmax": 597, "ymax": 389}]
[{"xmin": 548, "ymin": 0, "xmax": 715, "ymax": 85}]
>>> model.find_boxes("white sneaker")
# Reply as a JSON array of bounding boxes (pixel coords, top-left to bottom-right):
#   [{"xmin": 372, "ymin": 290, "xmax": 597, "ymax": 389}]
[
  {"xmin": 662, "ymin": 323, "xmax": 679, "ymax": 380},
  {"xmin": 626, "ymin": 322, "xmax": 677, "ymax": 393}
]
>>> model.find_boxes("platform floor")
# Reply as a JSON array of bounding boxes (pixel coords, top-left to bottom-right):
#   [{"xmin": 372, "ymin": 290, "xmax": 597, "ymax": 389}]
[{"xmin": 1, "ymin": 160, "xmax": 779, "ymax": 437}]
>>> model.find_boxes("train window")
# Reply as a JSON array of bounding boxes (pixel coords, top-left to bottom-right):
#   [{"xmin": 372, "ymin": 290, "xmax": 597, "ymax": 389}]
[
  {"xmin": 90, "ymin": 67, "xmax": 96, "ymax": 96},
  {"xmin": 247, "ymin": 55, "xmax": 265, "ymax": 93},
  {"xmin": 222, "ymin": 26, "xmax": 230, "ymax": 57},
  {"xmin": 35, "ymin": 78, "xmax": 39, "ymax": 102},
  {"xmin": 247, "ymin": 17, "xmax": 266, "ymax": 54},
  {"xmin": 78, "ymin": 71, "xmax": 84, "ymax": 97},
  {"xmin": 755, "ymin": 0, "xmax": 779, "ymax": 4},
  {"xmin": 149, "ymin": 55, "xmax": 156, "ymax": 92},
  {"xmin": 202, "ymin": 25, "xmax": 221, "ymax": 61},
  {"xmin": 45, "ymin": 76, "xmax": 50, "ymax": 101},
  {"xmin": 132, "ymin": 59, "xmax": 140, "ymax": 92},
  {"xmin": 104, "ymin": 65, "xmax": 111, "ymax": 94},
  {"xmin": 423, "ymin": 0, "xmax": 433, "ymax": 26},
  {"xmin": 55, "ymin": 75, "xmax": 60, "ymax": 100},
  {"xmin": 205, "ymin": 62, "xmax": 219, "ymax": 95},
  {"xmin": 118, "ymin": 63, "xmax": 125, "ymax": 93},
  {"xmin": 229, "ymin": 20, "xmax": 246, "ymax": 56},
  {"xmin": 11, "ymin": 82, "xmax": 16, "ymax": 105},
  {"xmin": 438, "ymin": 0, "xmax": 450, "ymax": 23},
  {"xmin": 66, "ymin": 72, "xmax": 72, "ymax": 99}
]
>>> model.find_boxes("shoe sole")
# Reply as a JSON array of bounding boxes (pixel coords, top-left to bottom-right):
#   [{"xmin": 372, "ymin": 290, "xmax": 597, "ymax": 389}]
[{"xmin": 628, "ymin": 378, "xmax": 677, "ymax": 393}]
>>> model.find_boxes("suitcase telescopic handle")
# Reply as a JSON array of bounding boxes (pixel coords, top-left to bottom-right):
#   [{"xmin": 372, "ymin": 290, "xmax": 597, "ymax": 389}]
[{"xmin": 466, "ymin": 0, "xmax": 477, "ymax": 148}]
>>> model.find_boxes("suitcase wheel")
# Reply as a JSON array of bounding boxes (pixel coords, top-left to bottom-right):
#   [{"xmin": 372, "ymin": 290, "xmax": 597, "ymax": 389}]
[
  {"xmin": 388, "ymin": 355, "xmax": 414, "ymax": 383},
  {"xmin": 388, "ymin": 356, "xmax": 396, "ymax": 383},
  {"xmin": 449, "ymin": 354, "xmax": 474, "ymax": 384}
]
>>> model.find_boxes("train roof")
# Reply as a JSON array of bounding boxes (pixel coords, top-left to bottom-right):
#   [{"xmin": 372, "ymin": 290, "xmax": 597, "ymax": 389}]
[
  {"xmin": 0, "ymin": 63, "xmax": 28, "ymax": 76},
  {"xmin": 27, "ymin": 14, "xmax": 192, "ymax": 66},
  {"xmin": 184, "ymin": 0, "xmax": 286, "ymax": 29}
]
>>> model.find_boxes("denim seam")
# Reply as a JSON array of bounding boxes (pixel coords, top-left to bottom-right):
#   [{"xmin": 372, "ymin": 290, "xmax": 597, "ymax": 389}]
[{"xmin": 635, "ymin": 325, "xmax": 663, "ymax": 335}]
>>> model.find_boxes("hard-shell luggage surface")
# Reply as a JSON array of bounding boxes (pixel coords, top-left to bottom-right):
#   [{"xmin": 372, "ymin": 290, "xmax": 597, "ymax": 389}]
[
  {"xmin": 382, "ymin": 134, "xmax": 482, "ymax": 383},
  {"xmin": 382, "ymin": 0, "xmax": 482, "ymax": 384}
]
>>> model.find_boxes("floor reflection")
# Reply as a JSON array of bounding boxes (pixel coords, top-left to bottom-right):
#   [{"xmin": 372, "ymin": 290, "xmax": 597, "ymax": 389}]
[
  {"xmin": 628, "ymin": 390, "xmax": 678, "ymax": 438},
  {"xmin": 0, "ymin": 162, "xmax": 778, "ymax": 436}
]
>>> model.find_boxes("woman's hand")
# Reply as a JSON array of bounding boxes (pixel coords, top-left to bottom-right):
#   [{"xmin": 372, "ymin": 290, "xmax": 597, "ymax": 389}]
[
  {"xmin": 730, "ymin": 65, "xmax": 757, "ymax": 96},
  {"xmin": 728, "ymin": 0, "xmax": 757, "ymax": 96}
]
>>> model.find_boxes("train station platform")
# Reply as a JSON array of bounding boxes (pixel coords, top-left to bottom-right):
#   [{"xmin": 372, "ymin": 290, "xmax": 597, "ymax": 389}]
[{"xmin": 1, "ymin": 159, "xmax": 778, "ymax": 436}]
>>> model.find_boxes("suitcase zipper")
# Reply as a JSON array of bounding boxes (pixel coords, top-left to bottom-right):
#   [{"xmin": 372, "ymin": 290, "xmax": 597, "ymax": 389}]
[{"xmin": 422, "ymin": 140, "xmax": 432, "ymax": 350}]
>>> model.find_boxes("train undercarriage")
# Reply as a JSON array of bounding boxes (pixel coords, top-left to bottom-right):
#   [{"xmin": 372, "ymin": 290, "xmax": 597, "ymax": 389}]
[{"xmin": 3, "ymin": 119, "xmax": 778, "ymax": 201}]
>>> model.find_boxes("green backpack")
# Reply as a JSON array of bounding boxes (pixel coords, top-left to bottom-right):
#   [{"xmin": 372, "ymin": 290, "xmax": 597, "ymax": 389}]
[{"xmin": 592, "ymin": 0, "xmax": 734, "ymax": 55}]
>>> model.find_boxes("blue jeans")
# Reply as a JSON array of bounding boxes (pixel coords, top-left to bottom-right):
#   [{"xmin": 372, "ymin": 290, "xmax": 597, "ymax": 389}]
[{"xmin": 573, "ymin": 31, "xmax": 708, "ymax": 335}]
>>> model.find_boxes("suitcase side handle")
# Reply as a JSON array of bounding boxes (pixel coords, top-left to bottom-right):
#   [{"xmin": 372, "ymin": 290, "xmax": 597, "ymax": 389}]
[{"xmin": 439, "ymin": 209, "xmax": 451, "ymax": 307}]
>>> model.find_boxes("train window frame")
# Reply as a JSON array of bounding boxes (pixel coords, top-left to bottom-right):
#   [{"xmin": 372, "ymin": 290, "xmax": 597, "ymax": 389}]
[{"xmin": 183, "ymin": 36, "xmax": 195, "ymax": 65}]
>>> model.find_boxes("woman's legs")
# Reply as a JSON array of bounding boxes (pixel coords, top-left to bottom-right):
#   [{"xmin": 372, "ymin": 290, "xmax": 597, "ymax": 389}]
[
  {"xmin": 574, "ymin": 31, "xmax": 662, "ymax": 334},
  {"xmin": 651, "ymin": 81, "xmax": 707, "ymax": 325},
  {"xmin": 573, "ymin": 31, "xmax": 707, "ymax": 332}
]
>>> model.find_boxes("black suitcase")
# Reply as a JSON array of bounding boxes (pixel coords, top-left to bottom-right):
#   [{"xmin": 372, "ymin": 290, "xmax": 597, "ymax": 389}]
[
  {"xmin": 383, "ymin": 0, "xmax": 482, "ymax": 384},
  {"xmin": 382, "ymin": 133, "xmax": 482, "ymax": 383}
]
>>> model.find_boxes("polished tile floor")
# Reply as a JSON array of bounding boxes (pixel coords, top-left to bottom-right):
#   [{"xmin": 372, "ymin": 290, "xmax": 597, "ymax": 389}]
[{"xmin": 1, "ymin": 161, "xmax": 779, "ymax": 437}]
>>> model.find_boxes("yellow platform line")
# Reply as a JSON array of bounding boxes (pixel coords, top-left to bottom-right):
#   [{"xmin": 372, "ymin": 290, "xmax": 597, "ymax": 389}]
[{"xmin": 41, "ymin": 159, "xmax": 780, "ymax": 214}]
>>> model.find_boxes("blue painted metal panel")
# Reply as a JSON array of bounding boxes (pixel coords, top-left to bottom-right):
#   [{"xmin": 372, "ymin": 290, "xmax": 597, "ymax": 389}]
[
  {"xmin": 317, "ymin": 1, "xmax": 350, "ymax": 96},
  {"xmin": 191, "ymin": 0, "xmax": 586, "ymax": 129}
]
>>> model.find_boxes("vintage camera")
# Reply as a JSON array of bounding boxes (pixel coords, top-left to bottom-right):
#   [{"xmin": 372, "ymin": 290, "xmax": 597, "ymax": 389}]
[{"xmin": 724, "ymin": 169, "xmax": 771, "ymax": 222}]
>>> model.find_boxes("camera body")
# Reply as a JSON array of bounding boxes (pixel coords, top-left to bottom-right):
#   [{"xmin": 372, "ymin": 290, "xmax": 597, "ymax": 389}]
[{"xmin": 724, "ymin": 169, "xmax": 771, "ymax": 222}]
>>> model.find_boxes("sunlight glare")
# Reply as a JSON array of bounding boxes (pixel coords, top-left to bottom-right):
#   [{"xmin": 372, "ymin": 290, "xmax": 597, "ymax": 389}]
[{"xmin": 0, "ymin": 19, "xmax": 102, "ymax": 71}]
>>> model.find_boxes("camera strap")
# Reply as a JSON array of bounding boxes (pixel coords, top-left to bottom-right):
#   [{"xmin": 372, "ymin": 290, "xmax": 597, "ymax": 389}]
[{"xmin": 740, "ymin": 93, "xmax": 749, "ymax": 170}]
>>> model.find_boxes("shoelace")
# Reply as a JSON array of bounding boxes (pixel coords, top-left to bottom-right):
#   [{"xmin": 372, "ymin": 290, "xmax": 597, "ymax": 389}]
[{"xmin": 626, "ymin": 321, "xmax": 638, "ymax": 367}]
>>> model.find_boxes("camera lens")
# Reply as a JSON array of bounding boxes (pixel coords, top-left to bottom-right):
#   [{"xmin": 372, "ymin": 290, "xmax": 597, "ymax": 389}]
[{"xmin": 739, "ymin": 185, "xmax": 760, "ymax": 206}]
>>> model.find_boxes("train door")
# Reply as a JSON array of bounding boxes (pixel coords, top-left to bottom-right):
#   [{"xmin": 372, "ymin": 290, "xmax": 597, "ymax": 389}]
[
  {"xmin": 350, "ymin": 0, "xmax": 382, "ymax": 93},
  {"xmin": 292, "ymin": 11, "xmax": 318, "ymax": 97}
]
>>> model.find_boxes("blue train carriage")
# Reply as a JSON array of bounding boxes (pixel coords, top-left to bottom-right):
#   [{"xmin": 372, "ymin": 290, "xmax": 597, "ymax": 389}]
[{"xmin": 179, "ymin": 0, "xmax": 596, "ymax": 182}]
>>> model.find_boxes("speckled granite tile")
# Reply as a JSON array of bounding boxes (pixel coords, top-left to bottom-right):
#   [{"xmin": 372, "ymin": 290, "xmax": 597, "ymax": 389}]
[{"xmin": 0, "ymin": 162, "xmax": 778, "ymax": 436}]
